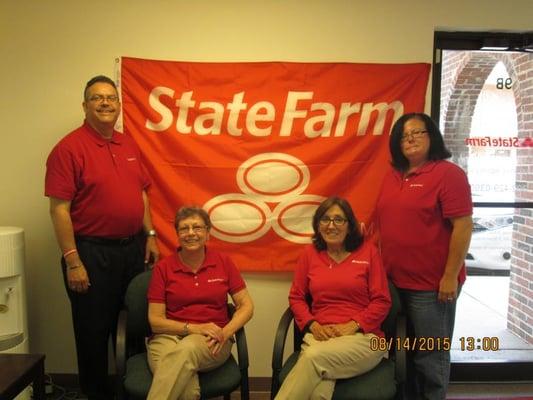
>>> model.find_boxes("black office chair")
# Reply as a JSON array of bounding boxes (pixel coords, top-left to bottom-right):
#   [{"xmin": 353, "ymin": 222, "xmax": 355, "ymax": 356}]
[
  {"xmin": 271, "ymin": 281, "xmax": 406, "ymax": 400},
  {"xmin": 115, "ymin": 270, "xmax": 250, "ymax": 400}
]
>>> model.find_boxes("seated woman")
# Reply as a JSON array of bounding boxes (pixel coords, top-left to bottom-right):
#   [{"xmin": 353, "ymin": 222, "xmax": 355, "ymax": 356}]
[
  {"xmin": 275, "ymin": 197, "xmax": 391, "ymax": 400},
  {"xmin": 146, "ymin": 206, "xmax": 254, "ymax": 400}
]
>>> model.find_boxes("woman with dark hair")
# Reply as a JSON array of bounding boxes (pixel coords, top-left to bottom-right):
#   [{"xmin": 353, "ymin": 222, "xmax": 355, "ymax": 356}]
[
  {"xmin": 377, "ymin": 113, "xmax": 473, "ymax": 400},
  {"xmin": 146, "ymin": 206, "xmax": 254, "ymax": 400},
  {"xmin": 275, "ymin": 197, "xmax": 391, "ymax": 400}
]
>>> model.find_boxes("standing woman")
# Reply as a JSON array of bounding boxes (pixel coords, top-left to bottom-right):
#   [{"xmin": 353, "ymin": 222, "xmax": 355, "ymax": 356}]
[
  {"xmin": 376, "ymin": 113, "xmax": 473, "ymax": 400},
  {"xmin": 146, "ymin": 206, "xmax": 254, "ymax": 400},
  {"xmin": 275, "ymin": 197, "xmax": 390, "ymax": 400}
]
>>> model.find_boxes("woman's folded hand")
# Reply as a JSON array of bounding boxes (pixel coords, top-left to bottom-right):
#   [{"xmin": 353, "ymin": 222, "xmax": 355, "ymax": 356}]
[{"xmin": 330, "ymin": 320, "xmax": 359, "ymax": 336}]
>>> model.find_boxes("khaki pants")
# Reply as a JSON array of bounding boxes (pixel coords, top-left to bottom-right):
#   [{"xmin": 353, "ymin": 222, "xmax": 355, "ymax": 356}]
[
  {"xmin": 275, "ymin": 332, "xmax": 386, "ymax": 400},
  {"xmin": 147, "ymin": 333, "xmax": 232, "ymax": 400}
]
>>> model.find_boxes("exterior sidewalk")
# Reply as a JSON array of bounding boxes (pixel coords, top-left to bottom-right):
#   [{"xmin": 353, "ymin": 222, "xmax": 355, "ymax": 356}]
[{"xmin": 452, "ymin": 276, "xmax": 533, "ymax": 362}]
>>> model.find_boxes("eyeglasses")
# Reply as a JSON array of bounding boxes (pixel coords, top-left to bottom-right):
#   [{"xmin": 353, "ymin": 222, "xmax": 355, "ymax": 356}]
[
  {"xmin": 177, "ymin": 225, "xmax": 207, "ymax": 235},
  {"xmin": 319, "ymin": 216, "xmax": 347, "ymax": 227},
  {"xmin": 87, "ymin": 94, "xmax": 119, "ymax": 103},
  {"xmin": 401, "ymin": 130, "xmax": 427, "ymax": 142}
]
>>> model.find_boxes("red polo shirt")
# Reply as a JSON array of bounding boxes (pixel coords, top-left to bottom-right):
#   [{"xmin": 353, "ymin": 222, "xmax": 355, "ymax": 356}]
[
  {"xmin": 376, "ymin": 160, "xmax": 472, "ymax": 291},
  {"xmin": 147, "ymin": 248, "xmax": 246, "ymax": 328},
  {"xmin": 45, "ymin": 121, "xmax": 150, "ymax": 237},
  {"xmin": 289, "ymin": 242, "xmax": 391, "ymax": 337}
]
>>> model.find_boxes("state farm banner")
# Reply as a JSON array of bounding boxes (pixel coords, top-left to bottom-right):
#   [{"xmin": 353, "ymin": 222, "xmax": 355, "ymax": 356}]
[{"xmin": 120, "ymin": 57, "xmax": 430, "ymax": 271}]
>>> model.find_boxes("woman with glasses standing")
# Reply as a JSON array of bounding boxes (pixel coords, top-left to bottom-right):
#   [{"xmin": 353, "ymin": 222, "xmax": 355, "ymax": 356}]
[
  {"xmin": 275, "ymin": 197, "xmax": 391, "ymax": 400},
  {"xmin": 376, "ymin": 113, "xmax": 473, "ymax": 400},
  {"xmin": 146, "ymin": 206, "xmax": 254, "ymax": 400}
]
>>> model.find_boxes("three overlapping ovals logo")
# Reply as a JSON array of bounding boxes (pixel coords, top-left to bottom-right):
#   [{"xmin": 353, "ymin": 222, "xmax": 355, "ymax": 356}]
[{"xmin": 203, "ymin": 153, "xmax": 325, "ymax": 243}]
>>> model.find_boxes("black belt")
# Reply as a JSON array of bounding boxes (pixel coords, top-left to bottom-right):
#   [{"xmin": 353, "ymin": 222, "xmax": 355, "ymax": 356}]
[{"xmin": 75, "ymin": 234, "xmax": 137, "ymax": 246}]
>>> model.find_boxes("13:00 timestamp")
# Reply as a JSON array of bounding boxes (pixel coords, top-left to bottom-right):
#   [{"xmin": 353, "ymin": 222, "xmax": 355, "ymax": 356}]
[{"xmin": 459, "ymin": 336, "xmax": 500, "ymax": 351}]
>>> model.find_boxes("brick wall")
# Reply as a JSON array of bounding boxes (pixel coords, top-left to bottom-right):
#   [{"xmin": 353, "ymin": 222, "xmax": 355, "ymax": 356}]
[{"xmin": 509, "ymin": 53, "xmax": 533, "ymax": 343}]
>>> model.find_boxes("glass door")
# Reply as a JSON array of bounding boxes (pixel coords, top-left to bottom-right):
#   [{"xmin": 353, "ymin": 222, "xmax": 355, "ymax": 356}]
[{"xmin": 433, "ymin": 31, "xmax": 533, "ymax": 380}]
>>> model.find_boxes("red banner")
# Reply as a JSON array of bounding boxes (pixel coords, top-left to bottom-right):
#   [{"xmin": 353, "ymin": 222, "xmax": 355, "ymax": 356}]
[{"xmin": 120, "ymin": 57, "xmax": 430, "ymax": 271}]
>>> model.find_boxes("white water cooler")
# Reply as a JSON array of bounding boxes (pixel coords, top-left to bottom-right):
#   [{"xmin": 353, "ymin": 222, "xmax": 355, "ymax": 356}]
[{"xmin": 0, "ymin": 227, "xmax": 29, "ymax": 354}]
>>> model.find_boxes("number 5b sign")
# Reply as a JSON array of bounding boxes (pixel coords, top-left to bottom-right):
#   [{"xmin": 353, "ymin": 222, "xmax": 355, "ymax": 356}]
[{"xmin": 120, "ymin": 58, "xmax": 430, "ymax": 271}]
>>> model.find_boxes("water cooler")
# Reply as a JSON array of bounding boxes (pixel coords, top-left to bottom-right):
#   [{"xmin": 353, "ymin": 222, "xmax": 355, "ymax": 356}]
[{"xmin": 0, "ymin": 226, "xmax": 29, "ymax": 354}]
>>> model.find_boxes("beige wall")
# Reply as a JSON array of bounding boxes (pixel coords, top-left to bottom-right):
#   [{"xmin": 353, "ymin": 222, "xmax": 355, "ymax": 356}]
[{"xmin": 1, "ymin": 0, "xmax": 532, "ymax": 376}]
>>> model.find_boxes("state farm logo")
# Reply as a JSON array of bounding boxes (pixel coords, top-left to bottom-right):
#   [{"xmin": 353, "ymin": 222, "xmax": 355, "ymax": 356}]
[
  {"xmin": 465, "ymin": 137, "xmax": 533, "ymax": 147},
  {"xmin": 145, "ymin": 89, "xmax": 404, "ymax": 138},
  {"xmin": 203, "ymin": 153, "xmax": 325, "ymax": 244}
]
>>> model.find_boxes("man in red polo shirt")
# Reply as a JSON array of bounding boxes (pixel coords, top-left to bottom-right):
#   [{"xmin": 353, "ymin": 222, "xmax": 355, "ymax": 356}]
[{"xmin": 45, "ymin": 75, "xmax": 160, "ymax": 400}]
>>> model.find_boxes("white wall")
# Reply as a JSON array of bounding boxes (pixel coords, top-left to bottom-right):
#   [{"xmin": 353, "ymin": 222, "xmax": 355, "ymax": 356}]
[{"xmin": 1, "ymin": 0, "xmax": 532, "ymax": 377}]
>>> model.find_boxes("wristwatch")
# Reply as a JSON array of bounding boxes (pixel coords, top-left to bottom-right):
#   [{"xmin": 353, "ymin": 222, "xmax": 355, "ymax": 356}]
[{"xmin": 146, "ymin": 229, "xmax": 157, "ymax": 237}]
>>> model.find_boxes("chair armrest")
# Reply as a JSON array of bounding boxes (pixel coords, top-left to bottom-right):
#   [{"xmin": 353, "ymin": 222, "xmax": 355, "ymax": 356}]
[
  {"xmin": 227, "ymin": 303, "xmax": 250, "ymax": 370},
  {"xmin": 234, "ymin": 323, "xmax": 249, "ymax": 370},
  {"xmin": 234, "ymin": 324, "xmax": 250, "ymax": 400},
  {"xmin": 228, "ymin": 303, "xmax": 250, "ymax": 400},
  {"xmin": 270, "ymin": 307, "xmax": 294, "ymax": 399},
  {"xmin": 394, "ymin": 313, "xmax": 407, "ymax": 384}
]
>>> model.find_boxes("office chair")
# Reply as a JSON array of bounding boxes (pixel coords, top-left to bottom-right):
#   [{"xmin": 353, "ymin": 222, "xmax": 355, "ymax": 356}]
[
  {"xmin": 271, "ymin": 281, "xmax": 406, "ymax": 400},
  {"xmin": 115, "ymin": 270, "xmax": 249, "ymax": 400}
]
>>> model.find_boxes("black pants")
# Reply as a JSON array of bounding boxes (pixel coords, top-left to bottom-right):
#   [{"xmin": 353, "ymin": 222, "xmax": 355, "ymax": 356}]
[{"xmin": 61, "ymin": 235, "xmax": 145, "ymax": 400}]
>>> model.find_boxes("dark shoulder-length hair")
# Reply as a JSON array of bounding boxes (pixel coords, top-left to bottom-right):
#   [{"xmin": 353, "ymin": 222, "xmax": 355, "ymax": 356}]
[
  {"xmin": 311, "ymin": 196, "xmax": 363, "ymax": 252},
  {"xmin": 174, "ymin": 206, "xmax": 211, "ymax": 231},
  {"xmin": 389, "ymin": 112, "xmax": 451, "ymax": 172}
]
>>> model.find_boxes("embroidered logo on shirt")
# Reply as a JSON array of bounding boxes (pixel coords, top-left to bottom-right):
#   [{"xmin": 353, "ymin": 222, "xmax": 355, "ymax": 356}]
[
  {"xmin": 207, "ymin": 278, "xmax": 225, "ymax": 283},
  {"xmin": 352, "ymin": 260, "xmax": 369, "ymax": 264},
  {"xmin": 409, "ymin": 184, "xmax": 424, "ymax": 187}
]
